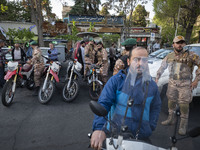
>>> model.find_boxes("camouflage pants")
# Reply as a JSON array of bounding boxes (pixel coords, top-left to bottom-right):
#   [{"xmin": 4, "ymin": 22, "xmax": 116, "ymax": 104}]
[
  {"xmin": 166, "ymin": 79, "xmax": 192, "ymax": 119},
  {"xmin": 34, "ymin": 65, "xmax": 45, "ymax": 87}
]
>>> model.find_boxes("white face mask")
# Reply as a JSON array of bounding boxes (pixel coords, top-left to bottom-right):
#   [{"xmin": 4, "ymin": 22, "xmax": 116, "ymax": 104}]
[{"xmin": 121, "ymin": 57, "xmax": 151, "ymax": 95}]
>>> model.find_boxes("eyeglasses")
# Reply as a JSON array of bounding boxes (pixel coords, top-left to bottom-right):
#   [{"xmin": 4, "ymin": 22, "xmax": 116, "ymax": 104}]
[{"xmin": 132, "ymin": 57, "xmax": 148, "ymax": 63}]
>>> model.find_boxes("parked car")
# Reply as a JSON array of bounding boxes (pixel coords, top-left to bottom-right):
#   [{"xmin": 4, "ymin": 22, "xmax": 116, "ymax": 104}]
[
  {"xmin": 148, "ymin": 44, "xmax": 200, "ymax": 101},
  {"xmin": 148, "ymin": 49, "xmax": 173, "ymax": 63},
  {"xmin": 149, "ymin": 47, "xmax": 173, "ymax": 58}
]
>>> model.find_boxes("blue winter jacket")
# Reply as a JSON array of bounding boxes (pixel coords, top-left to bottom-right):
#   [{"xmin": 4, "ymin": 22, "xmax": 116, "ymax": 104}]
[
  {"xmin": 92, "ymin": 69, "xmax": 161, "ymax": 139},
  {"xmin": 48, "ymin": 48, "xmax": 58, "ymax": 61}
]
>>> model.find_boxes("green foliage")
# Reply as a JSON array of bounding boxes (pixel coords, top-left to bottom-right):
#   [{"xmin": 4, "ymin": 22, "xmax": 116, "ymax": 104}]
[
  {"xmin": 153, "ymin": 0, "xmax": 200, "ymax": 43},
  {"xmin": 6, "ymin": 28, "xmax": 17, "ymax": 41},
  {"xmin": 88, "ymin": 22, "xmax": 95, "ymax": 32},
  {"xmin": 0, "ymin": 4, "xmax": 8, "ymax": 12},
  {"xmin": 0, "ymin": 0, "xmax": 31, "ymax": 22},
  {"xmin": 6, "ymin": 28, "xmax": 35, "ymax": 44},
  {"xmin": 69, "ymin": 0, "xmax": 101, "ymax": 15},
  {"xmin": 131, "ymin": 4, "xmax": 147, "ymax": 27},
  {"xmin": 99, "ymin": 6, "xmax": 110, "ymax": 16},
  {"xmin": 99, "ymin": 34, "xmax": 120, "ymax": 48},
  {"xmin": 56, "ymin": 21, "xmax": 81, "ymax": 42}
]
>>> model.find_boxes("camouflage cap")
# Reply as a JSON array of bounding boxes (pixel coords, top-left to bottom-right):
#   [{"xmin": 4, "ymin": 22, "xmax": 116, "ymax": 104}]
[
  {"xmin": 173, "ymin": 35, "xmax": 185, "ymax": 43},
  {"xmin": 121, "ymin": 38, "xmax": 137, "ymax": 46},
  {"xmin": 30, "ymin": 40, "xmax": 38, "ymax": 46}
]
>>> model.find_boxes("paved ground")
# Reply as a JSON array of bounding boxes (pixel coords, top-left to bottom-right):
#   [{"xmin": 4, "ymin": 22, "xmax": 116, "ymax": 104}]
[{"xmin": 0, "ymin": 62, "xmax": 199, "ymax": 150}]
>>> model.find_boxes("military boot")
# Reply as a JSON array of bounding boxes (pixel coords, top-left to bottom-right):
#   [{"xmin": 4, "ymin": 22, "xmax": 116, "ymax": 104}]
[
  {"xmin": 161, "ymin": 113, "xmax": 176, "ymax": 125},
  {"xmin": 178, "ymin": 118, "xmax": 188, "ymax": 136},
  {"xmin": 32, "ymin": 86, "xmax": 40, "ymax": 96}
]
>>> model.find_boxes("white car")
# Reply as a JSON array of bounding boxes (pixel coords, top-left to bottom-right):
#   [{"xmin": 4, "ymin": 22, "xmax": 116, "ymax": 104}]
[{"xmin": 148, "ymin": 44, "xmax": 200, "ymax": 100}]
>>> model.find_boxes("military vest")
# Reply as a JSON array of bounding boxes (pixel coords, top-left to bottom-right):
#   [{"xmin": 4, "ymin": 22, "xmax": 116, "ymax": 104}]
[{"xmin": 167, "ymin": 50, "xmax": 194, "ymax": 80}]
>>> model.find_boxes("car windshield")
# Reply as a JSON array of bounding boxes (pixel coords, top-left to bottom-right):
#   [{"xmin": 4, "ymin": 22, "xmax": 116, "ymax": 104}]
[
  {"xmin": 156, "ymin": 50, "xmax": 172, "ymax": 59},
  {"xmin": 186, "ymin": 46, "xmax": 200, "ymax": 57},
  {"xmin": 149, "ymin": 49, "xmax": 165, "ymax": 57}
]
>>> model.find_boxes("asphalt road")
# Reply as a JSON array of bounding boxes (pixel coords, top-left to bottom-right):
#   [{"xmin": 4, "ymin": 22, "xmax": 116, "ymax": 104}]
[{"xmin": 0, "ymin": 63, "xmax": 200, "ymax": 150}]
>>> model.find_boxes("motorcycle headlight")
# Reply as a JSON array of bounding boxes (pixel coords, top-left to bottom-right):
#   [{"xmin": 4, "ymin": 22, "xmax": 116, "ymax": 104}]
[
  {"xmin": 7, "ymin": 62, "xmax": 18, "ymax": 71},
  {"xmin": 51, "ymin": 62, "xmax": 60, "ymax": 72}
]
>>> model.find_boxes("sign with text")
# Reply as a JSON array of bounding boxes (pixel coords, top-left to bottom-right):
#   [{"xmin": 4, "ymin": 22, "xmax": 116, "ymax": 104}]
[{"xmin": 66, "ymin": 15, "xmax": 124, "ymax": 26}]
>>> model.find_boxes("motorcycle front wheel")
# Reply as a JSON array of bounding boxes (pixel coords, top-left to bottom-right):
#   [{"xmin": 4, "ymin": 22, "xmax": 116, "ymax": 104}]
[
  {"xmin": 38, "ymin": 79, "xmax": 55, "ymax": 104},
  {"xmin": 1, "ymin": 79, "xmax": 15, "ymax": 106},
  {"xmin": 62, "ymin": 79, "xmax": 79, "ymax": 102},
  {"xmin": 88, "ymin": 81, "xmax": 103, "ymax": 101}
]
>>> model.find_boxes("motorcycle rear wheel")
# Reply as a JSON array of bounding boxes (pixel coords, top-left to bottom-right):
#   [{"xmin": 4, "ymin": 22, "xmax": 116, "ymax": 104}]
[
  {"xmin": 38, "ymin": 79, "xmax": 55, "ymax": 104},
  {"xmin": 62, "ymin": 79, "xmax": 79, "ymax": 102},
  {"xmin": 88, "ymin": 81, "xmax": 103, "ymax": 101},
  {"xmin": 2, "ymin": 79, "xmax": 15, "ymax": 106}
]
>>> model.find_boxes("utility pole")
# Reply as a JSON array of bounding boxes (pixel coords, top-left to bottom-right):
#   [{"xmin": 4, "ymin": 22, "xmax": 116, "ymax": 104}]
[{"xmin": 175, "ymin": 6, "xmax": 181, "ymax": 37}]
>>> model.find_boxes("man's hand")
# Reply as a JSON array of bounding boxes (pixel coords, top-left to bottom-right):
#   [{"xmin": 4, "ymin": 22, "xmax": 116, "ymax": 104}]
[
  {"xmin": 8, "ymin": 49, "xmax": 12, "ymax": 52},
  {"xmin": 155, "ymin": 78, "xmax": 159, "ymax": 84},
  {"xmin": 90, "ymin": 130, "xmax": 106, "ymax": 150},
  {"xmin": 191, "ymin": 80, "xmax": 198, "ymax": 90}
]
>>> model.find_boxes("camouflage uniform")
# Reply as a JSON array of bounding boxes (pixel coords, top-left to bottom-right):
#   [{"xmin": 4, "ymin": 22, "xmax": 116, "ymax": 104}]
[
  {"xmin": 113, "ymin": 50, "xmax": 129, "ymax": 75},
  {"xmin": 93, "ymin": 48, "xmax": 108, "ymax": 84},
  {"xmin": 30, "ymin": 47, "xmax": 45, "ymax": 87},
  {"xmin": 156, "ymin": 49, "xmax": 200, "ymax": 134},
  {"xmin": 84, "ymin": 42, "xmax": 95, "ymax": 76}
]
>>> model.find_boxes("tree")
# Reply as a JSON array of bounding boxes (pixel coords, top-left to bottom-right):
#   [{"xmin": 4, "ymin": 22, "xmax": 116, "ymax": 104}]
[
  {"xmin": 56, "ymin": 21, "xmax": 81, "ymax": 43},
  {"xmin": 0, "ymin": 0, "xmax": 31, "ymax": 22},
  {"xmin": 153, "ymin": 0, "xmax": 200, "ymax": 43},
  {"xmin": 29, "ymin": 0, "xmax": 44, "ymax": 46},
  {"xmin": 99, "ymin": 6, "xmax": 110, "ymax": 16},
  {"xmin": 99, "ymin": 33, "xmax": 120, "ymax": 48},
  {"xmin": 69, "ymin": 0, "xmax": 101, "ymax": 15},
  {"xmin": 131, "ymin": 4, "xmax": 147, "ymax": 27},
  {"xmin": 102, "ymin": 0, "xmax": 148, "ymax": 38}
]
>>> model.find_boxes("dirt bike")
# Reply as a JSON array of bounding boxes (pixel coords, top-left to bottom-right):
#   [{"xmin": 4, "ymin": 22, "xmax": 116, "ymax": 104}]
[
  {"xmin": 1, "ymin": 61, "xmax": 34, "ymax": 106},
  {"xmin": 38, "ymin": 55, "xmax": 61, "ymax": 104},
  {"xmin": 62, "ymin": 58, "xmax": 82, "ymax": 102},
  {"xmin": 85, "ymin": 63, "xmax": 104, "ymax": 100},
  {"xmin": 88, "ymin": 101, "xmax": 200, "ymax": 150}
]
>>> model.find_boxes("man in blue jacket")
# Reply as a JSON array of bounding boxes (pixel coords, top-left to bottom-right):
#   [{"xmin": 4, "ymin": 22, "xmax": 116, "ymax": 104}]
[
  {"xmin": 48, "ymin": 42, "xmax": 58, "ymax": 61},
  {"xmin": 90, "ymin": 47, "xmax": 161, "ymax": 150}
]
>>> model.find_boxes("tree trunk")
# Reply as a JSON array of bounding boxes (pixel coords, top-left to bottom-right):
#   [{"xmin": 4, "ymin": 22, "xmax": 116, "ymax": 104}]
[
  {"xmin": 199, "ymin": 31, "xmax": 200, "ymax": 43},
  {"xmin": 185, "ymin": 24, "xmax": 194, "ymax": 44},
  {"xmin": 28, "ymin": 0, "xmax": 36, "ymax": 23},
  {"xmin": 35, "ymin": 0, "xmax": 44, "ymax": 46}
]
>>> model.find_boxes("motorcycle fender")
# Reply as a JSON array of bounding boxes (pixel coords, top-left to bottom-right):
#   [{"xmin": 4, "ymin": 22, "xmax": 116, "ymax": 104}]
[
  {"xmin": 96, "ymin": 79, "xmax": 103, "ymax": 86},
  {"xmin": 50, "ymin": 69, "xmax": 59, "ymax": 82},
  {"xmin": 4, "ymin": 70, "xmax": 17, "ymax": 80},
  {"xmin": 89, "ymin": 79, "xmax": 103, "ymax": 85}
]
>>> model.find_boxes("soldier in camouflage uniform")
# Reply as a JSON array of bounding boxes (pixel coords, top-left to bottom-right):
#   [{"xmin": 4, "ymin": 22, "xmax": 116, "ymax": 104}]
[
  {"xmin": 84, "ymin": 37, "xmax": 95, "ymax": 78},
  {"xmin": 113, "ymin": 38, "xmax": 137, "ymax": 75},
  {"xmin": 93, "ymin": 41, "xmax": 108, "ymax": 84},
  {"xmin": 27, "ymin": 41, "xmax": 45, "ymax": 96},
  {"xmin": 156, "ymin": 36, "xmax": 200, "ymax": 135}
]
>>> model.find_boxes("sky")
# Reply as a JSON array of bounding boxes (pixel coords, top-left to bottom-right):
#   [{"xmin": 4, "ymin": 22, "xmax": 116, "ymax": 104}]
[{"xmin": 51, "ymin": 0, "xmax": 155, "ymax": 20}]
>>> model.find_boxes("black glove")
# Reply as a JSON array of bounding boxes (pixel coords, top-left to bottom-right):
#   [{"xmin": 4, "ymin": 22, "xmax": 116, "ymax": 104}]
[{"xmin": 48, "ymin": 50, "xmax": 51, "ymax": 54}]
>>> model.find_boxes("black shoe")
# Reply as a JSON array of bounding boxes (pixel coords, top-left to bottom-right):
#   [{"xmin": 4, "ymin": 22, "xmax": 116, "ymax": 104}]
[{"xmin": 32, "ymin": 86, "xmax": 40, "ymax": 96}]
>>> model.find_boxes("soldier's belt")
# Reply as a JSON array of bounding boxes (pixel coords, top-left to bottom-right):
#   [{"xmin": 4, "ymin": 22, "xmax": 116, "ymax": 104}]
[{"xmin": 169, "ymin": 75, "xmax": 191, "ymax": 80}]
